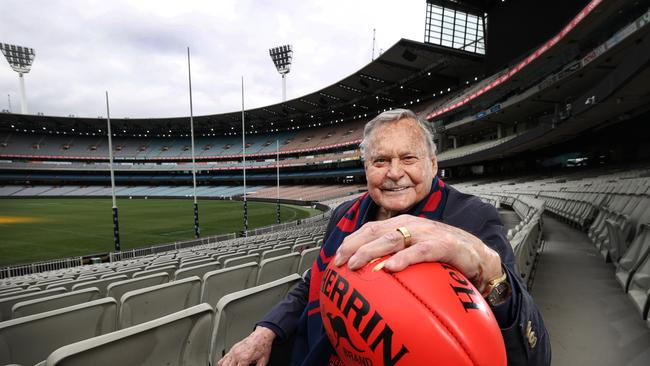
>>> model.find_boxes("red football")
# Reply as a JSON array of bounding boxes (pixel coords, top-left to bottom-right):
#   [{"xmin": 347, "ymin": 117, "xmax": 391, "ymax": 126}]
[{"xmin": 320, "ymin": 257, "xmax": 506, "ymax": 366}]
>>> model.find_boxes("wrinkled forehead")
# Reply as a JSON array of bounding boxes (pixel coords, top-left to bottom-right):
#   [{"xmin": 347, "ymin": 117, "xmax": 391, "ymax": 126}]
[{"xmin": 365, "ymin": 119, "xmax": 430, "ymax": 157}]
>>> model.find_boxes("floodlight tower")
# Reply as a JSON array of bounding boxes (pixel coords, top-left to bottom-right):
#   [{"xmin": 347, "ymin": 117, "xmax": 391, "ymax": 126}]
[
  {"xmin": 0, "ymin": 43, "xmax": 35, "ymax": 114},
  {"xmin": 269, "ymin": 45, "xmax": 293, "ymax": 102},
  {"xmin": 269, "ymin": 45, "xmax": 292, "ymax": 224}
]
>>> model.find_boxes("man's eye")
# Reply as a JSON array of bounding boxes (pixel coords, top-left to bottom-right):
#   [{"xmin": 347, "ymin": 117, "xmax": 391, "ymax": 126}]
[{"xmin": 403, "ymin": 156, "xmax": 418, "ymax": 163}]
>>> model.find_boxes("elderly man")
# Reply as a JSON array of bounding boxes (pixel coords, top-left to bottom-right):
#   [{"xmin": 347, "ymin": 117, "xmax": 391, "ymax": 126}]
[{"xmin": 218, "ymin": 109, "xmax": 550, "ymax": 366}]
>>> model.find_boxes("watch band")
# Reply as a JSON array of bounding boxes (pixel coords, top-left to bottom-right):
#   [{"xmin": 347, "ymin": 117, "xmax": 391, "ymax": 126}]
[{"xmin": 483, "ymin": 270, "xmax": 512, "ymax": 307}]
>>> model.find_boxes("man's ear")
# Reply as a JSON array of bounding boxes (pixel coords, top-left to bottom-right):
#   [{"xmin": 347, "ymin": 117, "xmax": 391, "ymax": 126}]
[{"xmin": 431, "ymin": 155, "xmax": 438, "ymax": 176}]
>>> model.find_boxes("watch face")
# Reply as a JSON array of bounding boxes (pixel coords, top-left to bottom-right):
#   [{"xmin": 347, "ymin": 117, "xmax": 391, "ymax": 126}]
[{"xmin": 488, "ymin": 282, "xmax": 511, "ymax": 307}]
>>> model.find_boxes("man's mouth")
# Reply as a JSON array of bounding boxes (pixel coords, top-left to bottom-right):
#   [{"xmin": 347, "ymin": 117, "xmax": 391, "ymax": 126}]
[{"xmin": 381, "ymin": 186, "xmax": 410, "ymax": 192}]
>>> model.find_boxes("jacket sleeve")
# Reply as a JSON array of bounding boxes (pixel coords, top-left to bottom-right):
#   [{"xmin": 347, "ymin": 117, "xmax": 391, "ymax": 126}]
[
  {"xmin": 448, "ymin": 195, "xmax": 551, "ymax": 366},
  {"xmin": 256, "ymin": 273, "xmax": 310, "ymax": 341},
  {"xmin": 256, "ymin": 201, "xmax": 353, "ymax": 341}
]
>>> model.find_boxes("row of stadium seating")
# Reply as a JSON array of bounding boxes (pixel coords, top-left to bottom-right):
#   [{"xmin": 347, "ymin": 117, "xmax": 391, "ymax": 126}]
[
  {"xmin": 456, "ymin": 167, "xmax": 650, "ymax": 327},
  {"xmin": 472, "ymin": 192, "xmax": 544, "ymax": 285},
  {"xmin": 2, "ymin": 136, "xmax": 536, "ymax": 171},
  {"xmin": 249, "ymin": 184, "xmax": 365, "ymax": 201},
  {"xmin": 0, "ymin": 150, "xmax": 360, "ymax": 171},
  {"xmin": 0, "ymin": 185, "xmax": 267, "ymax": 198},
  {"xmin": 0, "ymin": 184, "xmax": 366, "ymax": 201},
  {"xmin": 0, "ymin": 223, "xmax": 325, "ymax": 365},
  {"xmin": 0, "ymin": 121, "xmax": 364, "ymax": 159}
]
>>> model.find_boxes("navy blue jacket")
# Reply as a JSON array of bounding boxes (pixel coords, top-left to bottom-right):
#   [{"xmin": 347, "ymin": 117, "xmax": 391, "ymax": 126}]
[{"xmin": 259, "ymin": 185, "xmax": 551, "ymax": 365}]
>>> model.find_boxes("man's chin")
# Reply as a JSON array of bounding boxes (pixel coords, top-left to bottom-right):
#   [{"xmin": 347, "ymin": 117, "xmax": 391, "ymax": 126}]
[{"xmin": 377, "ymin": 197, "xmax": 415, "ymax": 213}]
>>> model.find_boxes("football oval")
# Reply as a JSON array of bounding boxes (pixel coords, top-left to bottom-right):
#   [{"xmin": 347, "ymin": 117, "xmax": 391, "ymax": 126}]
[{"xmin": 319, "ymin": 258, "xmax": 507, "ymax": 366}]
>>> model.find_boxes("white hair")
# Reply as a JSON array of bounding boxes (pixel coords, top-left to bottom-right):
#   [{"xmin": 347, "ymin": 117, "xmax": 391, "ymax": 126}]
[{"xmin": 359, "ymin": 109, "xmax": 437, "ymax": 160}]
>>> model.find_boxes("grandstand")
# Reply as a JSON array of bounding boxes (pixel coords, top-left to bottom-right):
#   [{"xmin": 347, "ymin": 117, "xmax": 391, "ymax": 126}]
[{"xmin": 2, "ymin": 0, "xmax": 650, "ymax": 364}]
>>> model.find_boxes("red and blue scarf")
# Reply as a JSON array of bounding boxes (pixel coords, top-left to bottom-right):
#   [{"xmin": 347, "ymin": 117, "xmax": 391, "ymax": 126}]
[{"xmin": 297, "ymin": 177, "xmax": 447, "ymax": 364}]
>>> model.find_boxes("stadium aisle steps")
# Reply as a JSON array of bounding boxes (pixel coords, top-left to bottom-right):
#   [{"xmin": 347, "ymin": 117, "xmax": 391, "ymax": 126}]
[{"xmin": 533, "ymin": 216, "xmax": 650, "ymax": 366}]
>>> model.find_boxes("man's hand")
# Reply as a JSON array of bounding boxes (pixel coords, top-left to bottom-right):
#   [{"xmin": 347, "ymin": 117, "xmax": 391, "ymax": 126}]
[
  {"xmin": 332, "ymin": 214, "xmax": 503, "ymax": 293},
  {"xmin": 217, "ymin": 326, "xmax": 276, "ymax": 366}
]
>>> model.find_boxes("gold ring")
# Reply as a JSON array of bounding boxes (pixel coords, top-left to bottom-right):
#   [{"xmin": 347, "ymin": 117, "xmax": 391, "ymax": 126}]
[{"xmin": 396, "ymin": 227, "xmax": 412, "ymax": 248}]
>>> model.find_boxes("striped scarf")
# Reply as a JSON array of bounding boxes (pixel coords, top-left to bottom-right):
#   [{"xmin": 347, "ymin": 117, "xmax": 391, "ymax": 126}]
[{"xmin": 301, "ymin": 177, "xmax": 447, "ymax": 364}]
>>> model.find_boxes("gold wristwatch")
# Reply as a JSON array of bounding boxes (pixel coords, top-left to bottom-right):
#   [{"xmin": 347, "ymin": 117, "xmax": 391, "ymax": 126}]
[{"xmin": 483, "ymin": 270, "xmax": 512, "ymax": 307}]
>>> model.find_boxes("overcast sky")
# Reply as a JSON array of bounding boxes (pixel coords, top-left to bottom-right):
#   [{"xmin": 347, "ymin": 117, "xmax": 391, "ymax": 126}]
[{"xmin": 0, "ymin": 0, "xmax": 425, "ymax": 119}]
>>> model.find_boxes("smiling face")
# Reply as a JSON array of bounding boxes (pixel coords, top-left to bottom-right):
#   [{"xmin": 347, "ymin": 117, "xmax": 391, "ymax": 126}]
[{"xmin": 364, "ymin": 118, "xmax": 438, "ymax": 219}]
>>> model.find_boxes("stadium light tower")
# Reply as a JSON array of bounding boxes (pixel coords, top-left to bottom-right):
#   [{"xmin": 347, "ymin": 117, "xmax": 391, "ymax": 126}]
[
  {"xmin": 269, "ymin": 45, "xmax": 292, "ymax": 225},
  {"xmin": 0, "ymin": 43, "xmax": 35, "ymax": 114},
  {"xmin": 269, "ymin": 45, "xmax": 293, "ymax": 102}
]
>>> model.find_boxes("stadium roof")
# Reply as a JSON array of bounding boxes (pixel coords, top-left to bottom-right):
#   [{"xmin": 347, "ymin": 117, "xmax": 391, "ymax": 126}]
[
  {"xmin": 426, "ymin": 0, "xmax": 500, "ymax": 14},
  {"xmin": 0, "ymin": 39, "xmax": 485, "ymax": 137}
]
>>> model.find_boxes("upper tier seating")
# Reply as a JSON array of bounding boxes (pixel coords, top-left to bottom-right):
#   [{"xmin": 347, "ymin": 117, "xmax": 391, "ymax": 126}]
[{"xmin": 0, "ymin": 122, "xmax": 363, "ymax": 160}]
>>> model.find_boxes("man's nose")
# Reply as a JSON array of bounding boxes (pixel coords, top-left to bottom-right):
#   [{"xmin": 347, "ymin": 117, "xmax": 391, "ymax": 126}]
[{"xmin": 386, "ymin": 159, "xmax": 404, "ymax": 179}]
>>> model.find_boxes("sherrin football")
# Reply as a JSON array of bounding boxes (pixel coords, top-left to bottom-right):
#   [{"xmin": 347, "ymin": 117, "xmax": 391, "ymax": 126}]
[{"xmin": 320, "ymin": 256, "xmax": 507, "ymax": 366}]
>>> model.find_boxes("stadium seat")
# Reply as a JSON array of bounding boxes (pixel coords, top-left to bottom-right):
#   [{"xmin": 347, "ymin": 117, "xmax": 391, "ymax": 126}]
[
  {"xmin": 216, "ymin": 252, "xmax": 246, "ymax": 264},
  {"xmin": 297, "ymin": 247, "xmax": 320, "ymax": 276},
  {"xmin": 146, "ymin": 260, "xmax": 178, "ymax": 270},
  {"xmin": 256, "ymin": 252, "xmax": 300, "ymax": 285},
  {"xmin": 40, "ymin": 303, "xmax": 213, "ymax": 366},
  {"xmin": 627, "ymin": 249, "xmax": 650, "ymax": 318},
  {"xmin": 102, "ymin": 267, "xmax": 141, "ymax": 279},
  {"xmin": 106, "ymin": 272, "xmax": 170, "ymax": 309},
  {"xmin": 116, "ymin": 266, "xmax": 145, "ymax": 274},
  {"xmin": 0, "ymin": 284, "xmax": 25, "ymax": 292},
  {"xmin": 247, "ymin": 246, "xmax": 273, "ymax": 257},
  {"xmin": 615, "ymin": 224, "xmax": 650, "ymax": 291},
  {"xmin": 32, "ymin": 276, "xmax": 75, "ymax": 288},
  {"xmin": 223, "ymin": 253, "xmax": 259, "ymax": 267},
  {"xmin": 11, "ymin": 287, "xmax": 101, "ymax": 318},
  {"xmin": 148, "ymin": 260, "xmax": 177, "ymax": 269},
  {"xmin": 200, "ymin": 262, "xmax": 259, "ymax": 308},
  {"xmin": 118, "ymin": 276, "xmax": 201, "ymax": 329},
  {"xmin": 75, "ymin": 275, "xmax": 98, "ymax": 282},
  {"xmin": 261, "ymin": 247, "xmax": 292, "ymax": 261},
  {"xmin": 44, "ymin": 277, "xmax": 96, "ymax": 291},
  {"xmin": 211, "ymin": 274, "xmax": 302, "ymax": 363},
  {"xmin": 71, "ymin": 274, "xmax": 129, "ymax": 297},
  {"xmin": 0, "ymin": 297, "xmax": 117, "ymax": 366},
  {"xmin": 0, "ymin": 287, "xmax": 40, "ymax": 299},
  {"xmin": 133, "ymin": 265, "xmax": 176, "ymax": 279},
  {"xmin": 179, "ymin": 257, "xmax": 214, "ymax": 269},
  {"xmin": 174, "ymin": 261, "xmax": 221, "ymax": 280},
  {"xmin": 292, "ymin": 240, "xmax": 316, "ymax": 253},
  {"xmin": 0, "ymin": 287, "xmax": 67, "ymax": 321}
]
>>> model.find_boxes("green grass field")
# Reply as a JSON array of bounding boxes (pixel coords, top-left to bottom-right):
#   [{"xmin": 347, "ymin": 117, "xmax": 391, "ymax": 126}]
[{"xmin": 0, "ymin": 198, "xmax": 320, "ymax": 266}]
